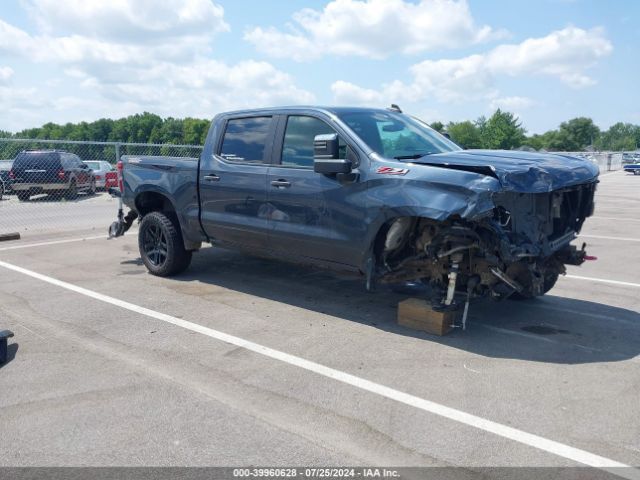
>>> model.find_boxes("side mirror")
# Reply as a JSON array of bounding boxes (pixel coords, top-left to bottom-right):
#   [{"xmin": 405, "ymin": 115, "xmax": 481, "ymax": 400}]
[{"xmin": 313, "ymin": 133, "xmax": 352, "ymax": 174}]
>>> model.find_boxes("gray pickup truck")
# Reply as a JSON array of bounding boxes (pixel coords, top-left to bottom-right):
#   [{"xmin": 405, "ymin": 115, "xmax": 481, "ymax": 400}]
[{"xmin": 111, "ymin": 106, "xmax": 598, "ymax": 313}]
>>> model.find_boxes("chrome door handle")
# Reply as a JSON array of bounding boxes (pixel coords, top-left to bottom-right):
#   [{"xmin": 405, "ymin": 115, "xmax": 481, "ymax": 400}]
[
  {"xmin": 270, "ymin": 180, "xmax": 291, "ymax": 188},
  {"xmin": 203, "ymin": 174, "xmax": 220, "ymax": 182}
]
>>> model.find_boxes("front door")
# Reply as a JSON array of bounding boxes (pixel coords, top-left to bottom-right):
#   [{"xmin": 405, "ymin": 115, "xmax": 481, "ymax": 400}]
[
  {"xmin": 199, "ymin": 115, "xmax": 275, "ymax": 251},
  {"xmin": 266, "ymin": 114, "xmax": 367, "ymax": 267}
]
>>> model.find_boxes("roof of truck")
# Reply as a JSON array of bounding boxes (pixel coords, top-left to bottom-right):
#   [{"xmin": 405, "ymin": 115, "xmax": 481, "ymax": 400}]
[{"xmin": 216, "ymin": 106, "xmax": 398, "ymax": 117}]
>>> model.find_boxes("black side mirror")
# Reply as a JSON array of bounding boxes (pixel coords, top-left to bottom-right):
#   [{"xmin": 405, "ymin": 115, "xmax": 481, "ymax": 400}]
[{"xmin": 313, "ymin": 133, "xmax": 352, "ymax": 174}]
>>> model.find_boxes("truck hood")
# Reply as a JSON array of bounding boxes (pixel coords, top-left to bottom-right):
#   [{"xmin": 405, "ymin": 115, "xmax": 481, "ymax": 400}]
[{"xmin": 412, "ymin": 149, "xmax": 599, "ymax": 193}]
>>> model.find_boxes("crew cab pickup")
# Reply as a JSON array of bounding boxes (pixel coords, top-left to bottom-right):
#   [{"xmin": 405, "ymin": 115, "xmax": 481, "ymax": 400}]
[{"xmin": 113, "ymin": 106, "xmax": 598, "ymax": 311}]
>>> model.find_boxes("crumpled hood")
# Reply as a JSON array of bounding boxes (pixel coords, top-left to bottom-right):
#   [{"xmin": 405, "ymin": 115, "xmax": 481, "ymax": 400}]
[{"xmin": 412, "ymin": 149, "xmax": 599, "ymax": 193}]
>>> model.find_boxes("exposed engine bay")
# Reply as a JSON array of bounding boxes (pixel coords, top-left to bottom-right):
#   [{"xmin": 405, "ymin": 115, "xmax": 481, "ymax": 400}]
[{"xmin": 372, "ymin": 181, "xmax": 598, "ymax": 326}]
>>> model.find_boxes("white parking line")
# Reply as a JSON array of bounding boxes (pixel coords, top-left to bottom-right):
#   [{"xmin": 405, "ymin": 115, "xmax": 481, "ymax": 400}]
[
  {"xmin": 590, "ymin": 216, "xmax": 640, "ymax": 222},
  {"xmin": 0, "ymin": 235, "xmax": 106, "ymax": 251},
  {"xmin": 0, "ymin": 259, "xmax": 638, "ymax": 479},
  {"xmin": 565, "ymin": 275, "xmax": 640, "ymax": 289},
  {"xmin": 0, "ymin": 231, "xmax": 137, "ymax": 252},
  {"xmin": 580, "ymin": 234, "xmax": 640, "ymax": 242}
]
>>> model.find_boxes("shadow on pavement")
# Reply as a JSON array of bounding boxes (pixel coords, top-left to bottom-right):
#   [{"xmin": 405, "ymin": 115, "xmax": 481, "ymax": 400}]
[{"xmin": 132, "ymin": 247, "xmax": 640, "ymax": 365}]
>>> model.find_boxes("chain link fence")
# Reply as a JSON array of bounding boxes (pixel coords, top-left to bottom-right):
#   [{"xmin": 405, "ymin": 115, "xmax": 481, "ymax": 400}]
[
  {"xmin": 0, "ymin": 138, "xmax": 630, "ymax": 240},
  {"xmin": 0, "ymin": 139, "xmax": 202, "ymax": 239},
  {"xmin": 558, "ymin": 152, "xmax": 624, "ymax": 172}
]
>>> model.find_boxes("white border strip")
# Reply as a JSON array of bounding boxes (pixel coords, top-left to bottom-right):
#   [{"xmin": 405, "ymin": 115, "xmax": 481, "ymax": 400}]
[{"xmin": 0, "ymin": 259, "xmax": 637, "ymax": 479}]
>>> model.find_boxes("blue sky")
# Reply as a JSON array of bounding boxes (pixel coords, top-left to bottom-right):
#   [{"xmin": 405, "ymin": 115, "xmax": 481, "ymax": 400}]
[{"xmin": 0, "ymin": 0, "xmax": 638, "ymax": 133}]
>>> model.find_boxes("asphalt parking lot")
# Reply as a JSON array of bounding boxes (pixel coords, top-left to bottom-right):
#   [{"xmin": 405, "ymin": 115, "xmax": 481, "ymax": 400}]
[{"xmin": 0, "ymin": 171, "xmax": 638, "ymax": 478}]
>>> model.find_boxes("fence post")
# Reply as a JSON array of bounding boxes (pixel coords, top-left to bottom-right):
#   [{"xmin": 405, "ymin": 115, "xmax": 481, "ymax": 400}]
[{"xmin": 115, "ymin": 142, "xmax": 121, "ymax": 165}]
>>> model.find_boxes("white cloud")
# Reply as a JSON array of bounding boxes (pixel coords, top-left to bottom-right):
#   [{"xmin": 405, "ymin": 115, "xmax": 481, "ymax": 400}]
[
  {"xmin": 22, "ymin": 0, "xmax": 229, "ymax": 42},
  {"xmin": 0, "ymin": 1, "xmax": 315, "ymax": 131},
  {"xmin": 332, "ymin": 26, "xmax": 612, "ymax": 107},
  {"xmin": 489, "ymin": 96, "xmax": 535, "ymax": 111},
  {"xmin": 245, "ymin": 0, "xmax": 502, "ymax": 61},
  {"xmin": 0, "ymin": 66, "xmax": 14, "ymax": 84}
]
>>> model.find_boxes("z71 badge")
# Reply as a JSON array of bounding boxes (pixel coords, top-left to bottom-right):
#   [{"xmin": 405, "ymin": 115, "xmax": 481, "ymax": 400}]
[{"xmin": 376, "ymin": 166, "xmax": 409, "ymax": 175}]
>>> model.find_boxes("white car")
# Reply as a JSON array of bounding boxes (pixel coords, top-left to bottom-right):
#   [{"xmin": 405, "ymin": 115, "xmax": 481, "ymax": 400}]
[{"xmin": 83, "ymin": 160, "xmax": 117, "ymax": 190}]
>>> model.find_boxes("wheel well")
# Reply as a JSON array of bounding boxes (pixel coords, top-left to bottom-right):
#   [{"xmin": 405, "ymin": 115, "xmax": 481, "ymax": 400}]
[
  {"xmin": 371, "ymin": 214, "xmax": 461, "ymax": 263},
  {"xmin": 135, "ymin": 191, "xmax": 176, "ymax": 217}
]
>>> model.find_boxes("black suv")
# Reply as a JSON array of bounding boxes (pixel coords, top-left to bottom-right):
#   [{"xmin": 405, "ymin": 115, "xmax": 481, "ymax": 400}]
[{"xmin": 10, "ymin": 150, "xmax": 96, "ymax": 201}]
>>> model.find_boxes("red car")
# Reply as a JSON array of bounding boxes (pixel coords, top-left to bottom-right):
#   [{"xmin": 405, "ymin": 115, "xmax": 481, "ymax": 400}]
[{"xmin": 105, "ymin": 170, "xmax": 118, "ymax": 189}]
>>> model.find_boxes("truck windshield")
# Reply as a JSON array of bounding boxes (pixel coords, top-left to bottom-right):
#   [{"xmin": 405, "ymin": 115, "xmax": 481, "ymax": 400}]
[{"xmin": 337, "ymin": 111, "xmax": 461, "ymax": 159}]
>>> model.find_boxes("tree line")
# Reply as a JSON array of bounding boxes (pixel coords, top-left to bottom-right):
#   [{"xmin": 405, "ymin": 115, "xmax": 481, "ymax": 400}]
[
  {"xmin": 0, "ymin": 113, "xmax": 211, "ymax": 145},
  {"xmin": 1, "ymin": 110, "xmax": 638, "ymax": 154},
  {"xmin": 430, "ymin": 110, "xmax": 640, "ymax": 152}
]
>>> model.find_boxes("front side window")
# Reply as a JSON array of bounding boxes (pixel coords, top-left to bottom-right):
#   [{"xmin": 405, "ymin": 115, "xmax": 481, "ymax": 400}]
[
  {"xmin": 281, "ymin": 115, "xmax": 350, "ymax": 168},
  {"xmin": 220, "ymin": 116, "xmax": 272, "ymax": 164},
  {"xmin": 337, "ymin": 111, "xmax": 460, "ymax": 159},
  {"xmin": 282, "ymin": 116, "xmax": 346, "ymax": 168}
]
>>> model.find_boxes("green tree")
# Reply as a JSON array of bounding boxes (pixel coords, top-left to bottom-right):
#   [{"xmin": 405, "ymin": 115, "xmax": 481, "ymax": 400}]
[
  {"xmin": 545, "ymin": 117, "xmax": 599, "ymax": 151},
  {"xmin": 446, "ymin": 120, "xmax": 482, "ymax": 149},
  {"xmin": 596, "ymin": 122, "xmax": 639, "ymax": 151},
  {"xmin": 480, "ymin": 110, "xmax": 526, "ymax": 150},
  {"xmin": 429, "ymin": 121, "xmax": 444, "ymax": 133}
]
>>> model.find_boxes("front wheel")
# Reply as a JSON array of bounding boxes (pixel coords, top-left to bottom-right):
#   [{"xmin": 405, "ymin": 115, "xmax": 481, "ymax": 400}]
[
  {"xmin": 138, "ymin": 211, "xmax": 192, "ymax": 277},
  {"xmin": 510, "ymin": 271, "xmax": 559, "ymax": 300},
  {"xmin": 17, "ymin": 191, "xmax": 30, "ymax": 202}
]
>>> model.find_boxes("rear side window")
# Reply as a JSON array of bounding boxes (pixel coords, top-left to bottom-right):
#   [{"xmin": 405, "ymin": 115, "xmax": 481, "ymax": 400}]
[
  {"xmin": 220, "ymin": 116, "xmax": 272, "ymax": 164},
  {"xmin": 13, "ymin": 152, "xmax": 61, "ymax": 170},
  {"xmin": 61, "ymin": 155, "xmax": 78, "ymax": 169}
]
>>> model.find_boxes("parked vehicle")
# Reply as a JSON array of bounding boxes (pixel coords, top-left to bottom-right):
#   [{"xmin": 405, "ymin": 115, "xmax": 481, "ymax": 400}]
[
  {"xmin": 110, "ymin": 106, "xmax": 598, "ymax": 313},
  {"xmin": 0, "ymin": 160, "xmax": 13, "ymax": 196},
  {"xmin": 83, "ymin": 160, "xmax": 118, "ymax": 189},
  {"xmin": 10, "ymin": 150, "xmax": 96, "ymax": 201},
  {"xmin": 623, "ymin": 164, "xmax": 640, "ymax": 175}
]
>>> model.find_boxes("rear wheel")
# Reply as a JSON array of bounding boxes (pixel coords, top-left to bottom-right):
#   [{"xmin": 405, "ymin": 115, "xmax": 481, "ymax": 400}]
[
  {"xmin": 87, "ymin": 180, "xmax": 96, "ymax": 195},
  {"xmin": 65, "ymin": 180, "xmax": 78, "ymax": 200},
  {"xmin": 17, "ymin": 191, "xmax": 30, "ymax": 202},
  {"xmin": 138, "ymin": 211, "xmax": 192, "ymax": 277}
]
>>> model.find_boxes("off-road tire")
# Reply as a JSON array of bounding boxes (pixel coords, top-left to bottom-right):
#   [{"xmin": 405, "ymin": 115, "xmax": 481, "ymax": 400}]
[
  {"xmin": 510, "ymin": 271, "xmax": 559, "ymax": 300},
  {"xmin": 17, "ymin": 191, "xmax": 30, "ymax": 202},
  {"xmin": 138, "ymin": 211, "xmax": 192, "ymax": 277}
]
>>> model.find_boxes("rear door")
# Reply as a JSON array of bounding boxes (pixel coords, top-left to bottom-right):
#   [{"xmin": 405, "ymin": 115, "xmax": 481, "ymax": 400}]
[
  {"xmin": 199, "ymin": 115, "xmax": 275, "ymax": 250},
  {"xmin": 266, "ymin": 114, "xmax": 367, "ymax": 266}
]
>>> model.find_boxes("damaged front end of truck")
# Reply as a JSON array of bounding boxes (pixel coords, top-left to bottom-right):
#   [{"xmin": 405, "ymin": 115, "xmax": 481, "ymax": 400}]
[{"xmin": 370, "ymin": 151, "xmax": 599, "ymax": 326}]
